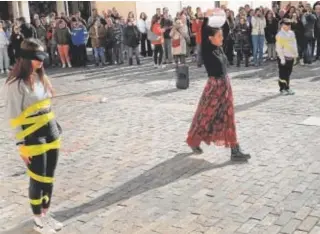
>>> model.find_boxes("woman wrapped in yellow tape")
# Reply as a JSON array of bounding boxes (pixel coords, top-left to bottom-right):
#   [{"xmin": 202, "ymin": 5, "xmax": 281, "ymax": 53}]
[{"xmin": 5, "ymin": 38, "xmax": 63, "ymax": 234}]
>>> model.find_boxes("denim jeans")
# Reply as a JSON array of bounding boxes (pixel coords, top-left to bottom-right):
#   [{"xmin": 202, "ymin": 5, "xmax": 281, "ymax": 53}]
[
  {"xmin": 304, "ymin": 39, "xmax": 313, "ymax": 64},
  {"xmin": 93, "ymin": 47, "xmax": 105, "ymax": 64},
  {"xmin": 252, "ymin": 34, "xmax": 264, "ymax": 65}
]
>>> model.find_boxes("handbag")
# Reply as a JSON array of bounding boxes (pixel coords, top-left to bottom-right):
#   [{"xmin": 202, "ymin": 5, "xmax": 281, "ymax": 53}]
[
  {"xmin": 147, "ymin": 30, "xmax": 159, "ymax": 41},
  {"xmin": 172, "ymin": 38, "xmax": 180, "ymax": 48}
]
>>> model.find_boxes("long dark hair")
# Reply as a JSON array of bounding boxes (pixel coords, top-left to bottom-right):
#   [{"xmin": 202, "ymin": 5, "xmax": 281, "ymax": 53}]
[
  {"xmin": 150, "ymin": 15, "xmax": 160, "ymax": 31},
  {"xmin": 6, "ymin": 38, "xmax": 52, "ymax": 94}
]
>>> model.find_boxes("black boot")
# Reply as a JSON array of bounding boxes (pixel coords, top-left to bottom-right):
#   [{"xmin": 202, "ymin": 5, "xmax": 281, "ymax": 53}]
[
  {"xmin": 129, "ymin": 58, "xmax": 133, "ymax": 66},
  {"xmin": 245, "ymin": 56, "xmax": 249, "ymax": 67},
  {"xmin": 236, "ymin": 58, "xmax": 240, "ymax": 67},
  {"xmin": 231, "ymin": 145, "xmax": 251, "ymax": 161},
  {"xmin": 191, "ymin": 146, "xmax": 203, "ymax": 155},
  {"xmin": 137, "ymin": 58, "xmax": 141, "ymax": 65}
]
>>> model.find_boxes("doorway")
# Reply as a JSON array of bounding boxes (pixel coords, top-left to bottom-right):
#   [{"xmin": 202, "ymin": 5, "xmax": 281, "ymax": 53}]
[
  {"xmin": 0, "ymin": 1, "xmax": 9, "ymax": 20},
  {"xmin": 68, "ymin": 2, "xmax": 91, "ymax": 21}
]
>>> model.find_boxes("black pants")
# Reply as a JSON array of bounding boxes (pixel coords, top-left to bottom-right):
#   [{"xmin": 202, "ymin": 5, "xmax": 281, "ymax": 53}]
[
  {"xmin": 153, "ymin": 44, "xmax": 163, "ymax": 65},
  {"xmin": 316, "ymin": 36, "xmax": 320, "ymax": 59},
  {"xmin": 105, "ymin": 46, "xmax": 114, "ymax": 64},
  {"xmin": 224, "ymin": 38, "xmax": 234, "ymax": 64},
  {"xmin": 278, "ymin": 58, "xmax": 294, "ymax": 91},
  {"xmin": 141, "ymin": 33, "xmax": 152, "ymax": 57},
  {"xmin": 236, "ymin": 51, "xmax": 249, "ymax": 67},
  {"xmin": 71, "ymin": 44, "xmax": 87, "ymax": 67},
  {"xmin": 23, "ymin": 117, "xmax": 61, "ymax": 215}
]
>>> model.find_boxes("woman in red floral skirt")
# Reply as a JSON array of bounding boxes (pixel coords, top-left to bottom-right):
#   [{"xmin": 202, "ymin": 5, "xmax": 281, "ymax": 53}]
[{"xmin": 186, "ymin": 9, "xmax": 251, "ymax": 161}]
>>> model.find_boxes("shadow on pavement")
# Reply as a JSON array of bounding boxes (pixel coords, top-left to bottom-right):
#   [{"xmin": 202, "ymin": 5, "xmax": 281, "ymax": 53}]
[
  {"xmin": 310, "ymin": 76, "xmax": 320, "ymax": 82},
  {"xmin": 144, "ymin": 88, "xmax": 182, "ymax": 97},
  {"xmin": 53, "ymin": 152, "xmax": 243, "ymax": 223},
  {"xmin": 235, "ymin": 94, "xmax": 280, "ymax": 113}
]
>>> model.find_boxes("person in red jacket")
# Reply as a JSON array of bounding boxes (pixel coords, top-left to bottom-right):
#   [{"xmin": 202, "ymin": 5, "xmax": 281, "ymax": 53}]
[
  {"xmin": 151, "ymin": 15, "xmax": 165, "ymax": 68},
  {"xmin": 192, "ymin": 12, "xmax": 203, "ymax": 67}
]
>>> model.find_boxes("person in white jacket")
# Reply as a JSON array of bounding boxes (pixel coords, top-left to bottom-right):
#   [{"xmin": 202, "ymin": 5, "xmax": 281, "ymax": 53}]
[
  {"xmin": 251, "ymin": 8, "xmax": 266, "ymax": 66},
  {"xmin": 137, "ymin": 12, "xmax": 153, "ymax": 57}
]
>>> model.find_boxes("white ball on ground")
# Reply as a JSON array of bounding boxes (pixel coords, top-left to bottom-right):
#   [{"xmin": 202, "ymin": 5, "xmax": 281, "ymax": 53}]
[{"xmin": 100, "ymin": 97, "xmax": 107, "ymax": 103}]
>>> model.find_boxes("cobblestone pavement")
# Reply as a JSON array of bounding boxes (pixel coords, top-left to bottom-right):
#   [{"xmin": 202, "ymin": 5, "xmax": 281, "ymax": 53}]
[{"xmin": 0, "ymin": 58, "xmax": 320, "ymax": 234}]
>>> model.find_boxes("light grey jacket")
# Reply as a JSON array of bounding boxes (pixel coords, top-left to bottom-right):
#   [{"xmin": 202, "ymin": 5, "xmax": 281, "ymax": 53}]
[{"xmin": 4, "ymin": 76, "xmax": 52, "ymax": 140}]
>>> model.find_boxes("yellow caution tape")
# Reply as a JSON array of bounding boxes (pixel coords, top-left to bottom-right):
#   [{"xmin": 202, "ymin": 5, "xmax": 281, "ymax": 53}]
[
  {"xmin": 19, "ymin": 138, "xmax": 61, "ymax": 158},
  {"xmin": 27, "ymin": 169, "xmax": 54, "ymax": 183},
  {"xmin": 30, "ymin": 195, "xmax": 50, "ymax": 205}
]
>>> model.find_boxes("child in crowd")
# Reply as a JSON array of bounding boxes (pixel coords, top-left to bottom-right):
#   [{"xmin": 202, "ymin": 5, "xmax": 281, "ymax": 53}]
[
  {"xmin": 47, "ymin": 21, "xmax": 59, "ymax": 67},
  {"xmin": 71, "ymin": 20, "xmax": 88, "ymax": 67},
  {"xmin": 234, "ymin": 17, "xmax": 251, "ymax": 67},
  {"xmin": 89, "ymin": 19, "xmax": 107, "ymax": 66},
  {"xmin": 113, "ymin": 17, "xmax": 124, "ymax": 64},
  {"xmin": 123, "ymin": 18, "xmax": 141, "ymax": 65},
  {"xmin": 276, "ymin": 18, "xmax": 298, "ymax": 95},
  {"xmin": 151, "ymin": 15, "xmax": 164, "ymax": 68},
  {"xmin": 55, "ymin": 20, "xmax": 72, "ymax": 68}
]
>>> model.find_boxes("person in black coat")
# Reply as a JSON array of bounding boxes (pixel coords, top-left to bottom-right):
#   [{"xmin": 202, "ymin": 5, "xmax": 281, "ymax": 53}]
[
  {"xmin": 265, "ymin": 11, "xmax": 278, "ymax": 60},
  {"xmin": 234, "ymin": 17, "xmax": 250, "ymax": 67},
  {"xmin": 123, "ymin": 18, "xmax": 141, "ymax": 65},
  {"xmin": 291, "ymin": 12, "xmax": 304, "ymax": 64},
  {"xmin": 10, "ymin": 25, "xmax": 24, "ymax": 64},
  {"xmin": 222, "ymin": 10, "xmax": 235, "ymax": 65},
  {"xmin": 18, "ymin": 17, "xmax": 37, "ymax": 39}
]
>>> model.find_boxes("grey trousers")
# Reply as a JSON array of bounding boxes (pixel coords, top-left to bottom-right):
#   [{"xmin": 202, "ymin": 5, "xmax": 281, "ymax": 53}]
[
  {"xmin": 49, "ymin": 44, "xmax": 58, "ymax": 65},
  {"xmin": 0, "ymin": 47, "xmax": 9, "ymax": 70},
  {"xmin": 113, "ymin": 43, "xmax": 123, "ymax": 63},
  {"xmin": 163, "ymin": 38, "xmax": 173, "ymax": 63},
  {"xmin": 196, "ymin": 44, "xmax": 202, "ymax": 66},
  {"xmin": 128, "ymin": 46, "xmax": 139, "ymax": 60},
  {"xmin": 267, "ymin": 43, "xmax": 276, "ymax": 59}
]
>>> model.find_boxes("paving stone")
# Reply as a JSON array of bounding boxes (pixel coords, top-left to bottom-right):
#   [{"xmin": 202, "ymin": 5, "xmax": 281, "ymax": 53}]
[
  {"xmin": 280, "ymin": 219, "xmax": 301, "ymax": 234},
  {"xmin": 309, "ymin": 225, "xmax": 320, "ymax": 234},
  {"xmin": 275, "ymin": 211, "xmax": 295, "ymax": 226},
  {"xmin": 295, "ymin": 207, "xmax": 312, "ymax": 221},
  {"xmin": 297, "ymin": 216, "xmax": 319, "ymax": 232}
]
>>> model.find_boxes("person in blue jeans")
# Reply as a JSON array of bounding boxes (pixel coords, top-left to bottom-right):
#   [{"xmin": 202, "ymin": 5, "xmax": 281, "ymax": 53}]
[
  {"xmin": 89, "ymin": 19, "xmax": 107, "ymax": 66},
  {"xmin": 251, "ymin": 9, "xmax": 266, "ymax": 66}
]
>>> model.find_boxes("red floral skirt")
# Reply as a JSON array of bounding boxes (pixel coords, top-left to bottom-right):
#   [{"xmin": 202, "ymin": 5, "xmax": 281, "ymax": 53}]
[{"xmin": 186, "ymin": 76, "xmax": 238, "ymax": 148}]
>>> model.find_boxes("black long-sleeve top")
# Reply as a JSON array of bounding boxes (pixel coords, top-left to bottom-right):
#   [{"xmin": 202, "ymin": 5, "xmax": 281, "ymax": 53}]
[{"xmin": 201, "ymin": 17, "xmax": 228, "ymax": 79}]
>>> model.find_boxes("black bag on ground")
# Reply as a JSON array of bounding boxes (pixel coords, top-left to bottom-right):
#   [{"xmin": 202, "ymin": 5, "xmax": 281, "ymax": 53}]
[{"xmin": 176, "ymin": 64, "xmax": 189, "ymax": 89}]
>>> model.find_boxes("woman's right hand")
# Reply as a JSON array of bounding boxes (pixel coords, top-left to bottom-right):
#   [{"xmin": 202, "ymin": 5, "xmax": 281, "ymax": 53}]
[{"xmin": 21, "ymin": 155, "xmax": 31, "ymax": 165}]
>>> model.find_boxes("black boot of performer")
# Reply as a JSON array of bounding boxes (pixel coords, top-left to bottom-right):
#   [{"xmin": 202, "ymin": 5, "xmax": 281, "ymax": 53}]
[
  {"xmin": 191, "ymin": 146, "xmax": 203, "ymax": 155},
  {"xmin": 244, "ymin": 55, "xmax": 249, "ymax": 67},
  {"xmin": 231, "ymin": 145, "xmax": 251, "ymax": 161},
  {"xmin": 137, "ymin": 58, "xmax": 141, "ymax": 65},
  {"xmin": 129, "ymin": 58, "xmax": 133, "ymax": 66}
]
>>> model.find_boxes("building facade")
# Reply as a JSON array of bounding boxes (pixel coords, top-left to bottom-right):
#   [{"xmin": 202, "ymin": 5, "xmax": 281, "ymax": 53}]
[{"xmin": 0, "ymin": 1, "xmax": 316, "ymax": 23}]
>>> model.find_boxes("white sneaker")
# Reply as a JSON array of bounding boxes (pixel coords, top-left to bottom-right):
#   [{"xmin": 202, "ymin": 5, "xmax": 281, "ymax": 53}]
[
  {"xmin": 62, "ymin": 64, "xmax": 66, "ymax": 68},
  {"xmin": 33, "ymin": 217, "xmax": 56, "ymax": 234},
  {"xmin": 43, "ymin": 215, "xmax": 63, "ymax": 231},
  {"xmin": 300, "ymin": 59, "xmax": 304, "ymax": 66},
  {"xmin": 154, "ymin": 64, "xmax": 158, "ymax": 68},
  {"xmin": 0, "ymin": 70, "xmax": 4, "ymax": 74},
  {"xmin": 67, "ymin": 63, "xmax": 72, "ymax": 68},
  {"xmin": 160, "ymin": 64, "xmax": 166, "ymax": 68},
  {"xmin": 4, "ymin": 69, "xmax": 8, "ymax": 73}
]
